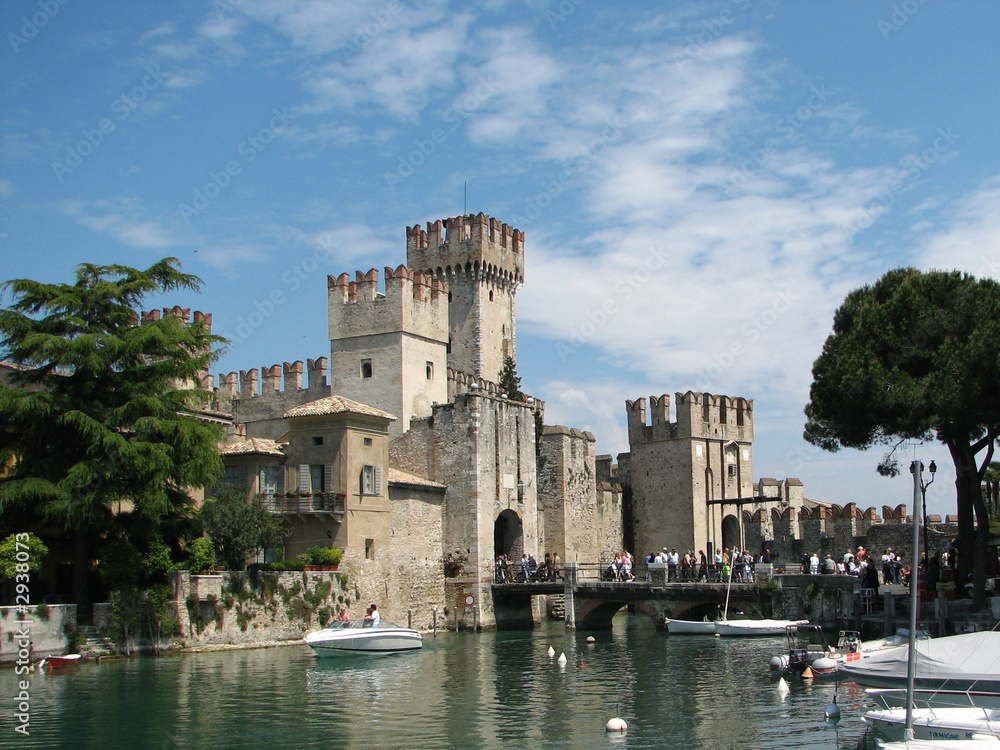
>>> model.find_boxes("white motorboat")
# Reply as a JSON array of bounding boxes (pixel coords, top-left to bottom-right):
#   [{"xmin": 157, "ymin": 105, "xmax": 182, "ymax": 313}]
[
  {"xmin": 877, "ymin": 738, "xmax": 1000, "ymax": 750},
  {"xmin": 865, "ymin": 705, "xmax": 1000, "ymax": 743},
  {"xmin": 771, "ymin": 626, "xmax": 930, "ymax": 676},
  {"xmin": 715, "ymin": 618, "xmax": 809, "ymax": 636},
  {"xmin": 304, "ymin": 621, "xmax": 422, "ymax": 656},
  {"xmin": 665, "ymin": 618, "xmax": 717, "ymax": 635}
]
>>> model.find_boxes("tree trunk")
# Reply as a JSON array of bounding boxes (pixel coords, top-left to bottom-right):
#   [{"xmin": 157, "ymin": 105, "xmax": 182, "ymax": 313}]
[
  {"xmin": 72, "ymin": 528, "xmax": 91, "ymax": 622},
  {"xmin": 949, "ymin": 441, "xmax": 987, "ymax": 609}
]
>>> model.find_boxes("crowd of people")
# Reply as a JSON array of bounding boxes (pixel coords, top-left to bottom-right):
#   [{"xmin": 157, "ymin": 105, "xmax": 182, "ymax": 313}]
[{"xmin": 494, "ymin": 552, "xmax": 563, "ymax": 583}]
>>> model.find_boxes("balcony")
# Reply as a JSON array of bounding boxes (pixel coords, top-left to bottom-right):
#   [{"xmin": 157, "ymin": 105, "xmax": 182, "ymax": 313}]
[{"xmin": 262, "ymin": 492, "xmax": 347, "ymax": 515}]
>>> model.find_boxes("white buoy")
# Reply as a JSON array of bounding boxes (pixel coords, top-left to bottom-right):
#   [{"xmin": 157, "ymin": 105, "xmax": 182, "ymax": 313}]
[
  {"xmin": 547, "ymin": 646, "xmax": 555, "ymax": 657},
  {"xmin": 605, "ymin": 717, "xmax": 628, "ymax": 733},
  {"xmin": 586, "ymin": 636, "xmax": 596, "ymax": 643},
  {"xmin": 776, "ymin": 677, "xmax": 790, "ymax": 696},
  {"xmin": 557, "ymin": 652, "xmax": 567, "ymax": 665}
]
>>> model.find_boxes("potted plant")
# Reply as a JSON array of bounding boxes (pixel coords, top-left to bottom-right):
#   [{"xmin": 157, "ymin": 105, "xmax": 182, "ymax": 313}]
[{"xmin": 307, "ymin": 546, "xmax": 343, "ymax": 570}]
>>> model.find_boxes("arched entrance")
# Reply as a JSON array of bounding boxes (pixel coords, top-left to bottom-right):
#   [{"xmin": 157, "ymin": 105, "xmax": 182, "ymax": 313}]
[
  {"xmin": 494, "ymin": 509, "xmax": 523, "ymax": 561},
  {"xmin": 721, "ymin": 514, "xmax": 740, "ymax": 553}
]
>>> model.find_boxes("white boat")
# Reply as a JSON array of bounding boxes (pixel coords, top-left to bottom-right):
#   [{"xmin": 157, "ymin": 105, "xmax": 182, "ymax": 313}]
[
  {"xmin": 877, "ymin": 738, "xmax": 1000, "ymax": 750},
  {"xmin": 304, "ymin": 621, "xmax": 422, "ymax": 656},
  {"xmin": 715, "ymin": 618, "xmax": 809, "ymax": 637},
  {"xmin": 771, "ymin": 627, "xmax": 930, "ymax": 676},
  {"xmin": 843, "ymin": 631, "xmax": 1000, "ymax": 692},
  {"xmin": 865, "ymin": 706, "xmax": 1000, "ymax": 742},
  {"xmin": 665, "ymin": 618, "xmax": 717, "ymax": 635}
]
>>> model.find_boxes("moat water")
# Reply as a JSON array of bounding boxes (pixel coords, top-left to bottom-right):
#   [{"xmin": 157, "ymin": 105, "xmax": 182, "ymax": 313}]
[{"xmin": 3, "ymin": 616, "xmax": 878, "ymax": 749}]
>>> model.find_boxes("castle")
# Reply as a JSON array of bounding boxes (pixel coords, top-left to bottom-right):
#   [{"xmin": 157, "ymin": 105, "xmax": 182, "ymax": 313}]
[{"xmin": 159, "ymin": 213, "xmax": 918, "ymax": 629}]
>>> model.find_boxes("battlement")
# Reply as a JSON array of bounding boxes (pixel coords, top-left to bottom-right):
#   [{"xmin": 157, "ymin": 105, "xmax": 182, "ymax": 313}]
[
  {"xmin": 140, "ymin": 307, "xmax": 213, "ymax": 331},
  {"xmin": 626, "ymin": 391, "xmax": 754, "ymax": 444},
  {"xmin": 328, "ymin": 265, "xmax": 450, "ymax": 342},
  {"xmin": 446, "ymin": 368, "xmax": 544, "ymax": 411},
  {"xmin": 217, "ymin": 357, "xmax": 329, "ymax": 400},
  {"xmin": 406, "ymin": 213, "xmax": 524, "ymax": 288}
]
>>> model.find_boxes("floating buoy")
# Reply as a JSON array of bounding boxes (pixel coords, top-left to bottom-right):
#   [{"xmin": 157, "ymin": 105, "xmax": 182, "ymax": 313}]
[
  {"xmin": 586, "ymin": 636, "xmax": 596, "ymax": 643},
  {"xmin": 776, "ymin": 677, "xmax": 790, "ymax": 696},
  {"xmin": 802, "ymin": 665, "xmax": 814, "ymax": 680},
  {"xmin": 824, "ymin": 695, "xmax": 841, "ymax": 721},
  {"xmin": 769, "ymin": 654, "xmax": 789, "ymax": 673},
  {"xmin": 547, "ymin": 646, "xmax": 555, "ymax": 657},
  {"xmin": 557, "ymin": 652, "xmax": 567, "ymax": 665},
  {"xmin": 605, "ymin": 717, "xmax": 628, "ymax": 733}
]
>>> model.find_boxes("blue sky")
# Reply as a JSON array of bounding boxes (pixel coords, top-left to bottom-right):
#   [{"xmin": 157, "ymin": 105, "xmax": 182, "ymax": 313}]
[{"xmin": 2, "ymin": 0, "xmax": 998, "ymax": 518}]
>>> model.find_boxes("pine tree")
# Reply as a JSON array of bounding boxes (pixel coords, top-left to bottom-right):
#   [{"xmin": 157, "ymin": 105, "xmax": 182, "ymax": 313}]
[
  {"xmin": 497, "ymin": 355, "xmax": 524, "ymax": 401},
  {"xmin": 0, "ymin": 259, "xmax": 226, "ymax": 610}
]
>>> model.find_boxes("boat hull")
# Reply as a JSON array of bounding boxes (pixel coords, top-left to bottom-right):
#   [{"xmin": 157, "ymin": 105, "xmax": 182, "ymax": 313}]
[
  {"xmin": 304, "ymin": 625, "xmax": 422, "ymax": 657},
  {"xmin": 665, "ymin": 619, "xmax": 717, "ymax": 635},
  {"xmin": 716, "ymin": 619, "xmax": 809, "ymax": 637},
  {"xmin": 867, "ymin": 688, "xmax": 1000, "ymax": 711},
  {"xmin": 865, "ymin": 707, "xmax": 1000, "ymax": 743}
]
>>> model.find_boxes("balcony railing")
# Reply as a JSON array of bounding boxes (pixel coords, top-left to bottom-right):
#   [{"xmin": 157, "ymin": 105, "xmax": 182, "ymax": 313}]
[{"xmin": 262, "ymin": 493, "xmax": 346, "ymax": 514}]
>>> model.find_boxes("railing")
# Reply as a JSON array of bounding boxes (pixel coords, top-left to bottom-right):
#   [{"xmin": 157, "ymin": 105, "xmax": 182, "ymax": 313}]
[
  {"xmin": 490, "ymin": 562, "xmax": 780, "ymax": 585},
  {"xmin": 262, "ymin": 493, "xmax": 346, "ymax": 514}
]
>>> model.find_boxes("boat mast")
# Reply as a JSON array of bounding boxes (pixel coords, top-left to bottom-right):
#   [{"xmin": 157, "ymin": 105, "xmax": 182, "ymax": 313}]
[{"xmin": 904, "ymin": 460, "xmax": 924, "ymax": 741}]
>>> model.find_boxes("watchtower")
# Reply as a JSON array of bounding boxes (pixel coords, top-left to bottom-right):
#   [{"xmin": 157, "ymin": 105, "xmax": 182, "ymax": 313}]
[{"xmin": 406, "ymin": 213, "xmax": 524, "ymax": 382}]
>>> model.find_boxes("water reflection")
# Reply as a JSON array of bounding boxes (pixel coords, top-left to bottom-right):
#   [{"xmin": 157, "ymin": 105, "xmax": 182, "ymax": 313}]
[{"xmin": 1, "ymin": 616, "xmax": 874, "ymax": 750}]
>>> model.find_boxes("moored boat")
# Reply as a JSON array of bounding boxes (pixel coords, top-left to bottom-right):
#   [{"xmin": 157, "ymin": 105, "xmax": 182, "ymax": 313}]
[
  {"xmin": 867, "ymin": 688, "xmax": 1000, "ymax": 711},
  {"xmin": 665, "ymin": 618, "xmax": 717, "ymax": 635},
  {"xmin": 45, "ymin": 654, "xmax": 83, "ymax": 669},
  {"xmin": 304, "ymin": 621, "xmax": 422, "ymax": 657},
  {"xmin": 865, "ymin": 705, "xmax": 1000, "ymax": 743},
  {"xmin": 715, "ymin": 618, "xmax": 808, "ymax": 637}
]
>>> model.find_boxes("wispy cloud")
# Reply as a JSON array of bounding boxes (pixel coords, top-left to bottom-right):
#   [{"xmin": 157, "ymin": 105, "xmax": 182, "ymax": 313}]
[{"xmin": 59, "ymin": 198, "xmax": 175, "ymax": 250}]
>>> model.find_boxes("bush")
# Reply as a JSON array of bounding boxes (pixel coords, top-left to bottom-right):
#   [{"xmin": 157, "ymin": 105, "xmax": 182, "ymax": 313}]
[
  {"xmin": 307, "ymin": 546, "xmax": 343, "ymax": 566},
  {"xmin": 187, "ymin": 537, "xmax": 216, "ymax": 574}
]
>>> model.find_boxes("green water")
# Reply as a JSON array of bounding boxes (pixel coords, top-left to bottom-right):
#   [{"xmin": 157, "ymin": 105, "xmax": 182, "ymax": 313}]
[{"xmin": 2, "ymin": 617, "xmax": 875, "ymax": 749}]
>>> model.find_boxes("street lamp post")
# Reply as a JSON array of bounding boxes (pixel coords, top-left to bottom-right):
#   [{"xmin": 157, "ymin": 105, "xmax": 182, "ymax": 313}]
[{"xmin": 920, "ymin": 460, "xmax": 937, "ymax": 580}]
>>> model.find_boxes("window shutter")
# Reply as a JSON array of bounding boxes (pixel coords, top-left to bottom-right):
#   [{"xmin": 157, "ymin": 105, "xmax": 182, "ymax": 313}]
[
  {"xmin": 298, "ymin": 464, "xmax": 310, "ymax": 493},
  {"xmin": 374, "ymin": 465, "xmax": 382, "ymax": 495},
  {"xmin": 324, "ymin": 463, "xmax": 333, "ymax": 493}
]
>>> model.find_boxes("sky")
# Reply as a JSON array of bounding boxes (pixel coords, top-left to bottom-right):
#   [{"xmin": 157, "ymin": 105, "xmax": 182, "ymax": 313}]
[{"xmin": 2, "ymin": 0, "xmax": 999, "ymax": 518}]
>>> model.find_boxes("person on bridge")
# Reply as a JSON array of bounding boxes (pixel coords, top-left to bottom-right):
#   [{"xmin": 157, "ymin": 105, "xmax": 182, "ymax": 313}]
[
  {"xmin": 667, "ymin": 549, "xmax": 680, "ymax": 581},
  {"xmin": 697, "ymin": 550, "xmax": 708, "ymax": 582}
]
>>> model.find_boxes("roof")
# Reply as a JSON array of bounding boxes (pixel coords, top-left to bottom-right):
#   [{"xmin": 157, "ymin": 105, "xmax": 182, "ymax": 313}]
[
  {"xmin": 388, "ymin": 468, "xmax": 446, "ymax": 491},
  {"xmin": 220, "ymin": 437, "xmax": 285, "ymax": 457},
  {"xmin": 283, "ymin": 395, "xmax": 396, "ymax": 421}
]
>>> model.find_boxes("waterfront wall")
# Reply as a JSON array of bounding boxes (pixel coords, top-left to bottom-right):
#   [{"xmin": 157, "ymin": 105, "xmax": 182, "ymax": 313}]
[{"xmin": 0, "ymin": 604, "xmax": 75, "ymax": 663}]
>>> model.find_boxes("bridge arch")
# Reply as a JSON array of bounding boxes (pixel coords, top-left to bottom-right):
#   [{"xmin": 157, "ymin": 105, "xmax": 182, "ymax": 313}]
[{"xmin": 494, "ymin": 509, "xmax": 523, "ymax": 561}]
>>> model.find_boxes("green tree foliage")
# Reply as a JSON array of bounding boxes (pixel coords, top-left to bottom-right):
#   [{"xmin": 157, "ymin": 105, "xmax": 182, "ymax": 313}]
[
  {"xmin": 0, "ymin": 532, "xmax": 48, "ymax": 579},
  {"xmin": 0, "ymin": 259, "xmax": 226, "ymax": 607},
  {"xmin": 497, "ymin": 355, "xmax": 524, "ymax": 401},
  {"xmin": 804, "ymin": 268, "xmax": 1000, "ymax": 608},
  {"xmin": 200, "ymin": 485, "xmax": 287, "ymax": 571}
]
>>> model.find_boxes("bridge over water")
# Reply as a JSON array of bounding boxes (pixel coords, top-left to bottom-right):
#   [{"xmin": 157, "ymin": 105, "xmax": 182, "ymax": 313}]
[{"xmin": 491, "ymin": 562, "xmax": 772, "ymax": 630}]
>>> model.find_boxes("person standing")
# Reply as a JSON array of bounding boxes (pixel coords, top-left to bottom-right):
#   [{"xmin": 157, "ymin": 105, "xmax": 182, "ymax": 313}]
[
  {"xmin": 364, "ymin": 604, "xmax": 381, "ymax": 627},
  {"xmin": 667, "ymin": 548, "xmax": 680, "ymax": 581},
  {"xmin": 697, "ymin": 550, "xmax": 708, "ymax": 582}
]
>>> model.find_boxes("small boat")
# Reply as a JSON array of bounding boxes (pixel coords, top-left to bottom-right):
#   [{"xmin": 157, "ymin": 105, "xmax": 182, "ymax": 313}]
[
  {"xmin": 865, "ymin": 706, "xmax": 1000, "ymax": 742},
  {"xmin": 45, "ymin": 654, "xmax": 83, "ymax": 669},
  {"xmin": 770, "ymin": 626, "xmax": 930, "ymax": 676},
  {"xmin": 715, "ymin": 618, "xmax": 809, "ymax": 637},
  {"xmin": 665, "ymin": 618, "xmax": 717, "ymax": 635},
  {"xmin": 304, "ymin": 621, "xmax": 422, "ymax": 657}
]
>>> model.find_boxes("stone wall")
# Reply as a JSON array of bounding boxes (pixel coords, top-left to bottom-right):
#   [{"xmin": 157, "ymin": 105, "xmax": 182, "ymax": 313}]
[{"xmin": 0, "ymin": 604, "xmax": 75, "ymax": 662}]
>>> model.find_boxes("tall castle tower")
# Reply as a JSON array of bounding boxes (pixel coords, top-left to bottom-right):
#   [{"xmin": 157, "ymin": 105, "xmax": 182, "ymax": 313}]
[
  {"xmin": 406, "ymin": 213, "xmax": 524, "ymax": 382},
  {"xmin": 624, "ymin": 392, "xmax": 754, "ymax": 559}
]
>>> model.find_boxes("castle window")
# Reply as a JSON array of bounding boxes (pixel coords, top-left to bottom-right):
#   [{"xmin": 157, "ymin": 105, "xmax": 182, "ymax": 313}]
[
  {"xmin": 448, "ymin": 292, "xmax": 453, "ymax": 303},
  {"xmin": 312, "ymin": 436, "xmax": 323, "ymax": 446},
  {"xmin": 727, "ymin": 464, "xmax": 736, "ymax": 479},
  {"xmin": 489, "ymin": 290, "xmax": 494, "ymax": 302},
  {"xmin": 365, "ymin": 538, "xmax": 375, "ymax": 560},
  {"xmin": 363, "ymin": 437, "xmax": 372, "ymax": 447},
  {"xmin": 736, "ymin": 400, "xmax": 745, "ymax": 426},
  {"xmin": 702, "ymin": 394, "xmax": 711, "ymax": 422},
  {"xmin": 720, "ymin": 402, "xmax": 727, "ymax": 424},
  {"xmin": 426, "ymin": 361, "xmax": 433, "ymax": 380},
  {"xmin": 446, "ymin": 337, "xmax": 451, "ymax": 354},
  {"xmin": 361, "ymin": 464, "xmax": 381, "ymax": 495},
  {"xmin": 360, "ymin": 359, "xmax": 373, "ymax": 378},
  {"xmin": 223, "ymin": 464, "xmax": 243, "ymax": 487}
]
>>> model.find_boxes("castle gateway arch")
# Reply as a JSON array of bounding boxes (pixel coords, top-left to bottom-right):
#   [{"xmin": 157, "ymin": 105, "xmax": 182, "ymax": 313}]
[{"xmin": 494, "ymin": 509, "xmax": 523, "ymax": 561}]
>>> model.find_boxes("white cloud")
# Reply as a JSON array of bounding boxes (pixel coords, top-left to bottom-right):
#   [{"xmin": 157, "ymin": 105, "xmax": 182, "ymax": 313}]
[
  {"xmin": 59, "ymin": 198, "xmax": 175, "ymax": 250},
  {"xmin": 916, "ymin": 176, "xmax": 1000, "ymax": 281}
]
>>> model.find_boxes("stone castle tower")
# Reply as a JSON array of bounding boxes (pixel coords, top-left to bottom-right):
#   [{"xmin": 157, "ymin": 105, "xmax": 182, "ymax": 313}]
[
  {"xmin": 328, "ymin": 213, "xmax": 524, "ymax": 439},
  {"xmin": 624, "ymin": 392, "xmax": 754, "ymax": 559}
]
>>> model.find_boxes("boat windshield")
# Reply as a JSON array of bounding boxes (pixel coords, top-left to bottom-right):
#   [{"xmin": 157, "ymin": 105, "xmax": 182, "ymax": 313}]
[{"xmin": 322, "ymin": 620, "xmax": 404, "ymax": 631}]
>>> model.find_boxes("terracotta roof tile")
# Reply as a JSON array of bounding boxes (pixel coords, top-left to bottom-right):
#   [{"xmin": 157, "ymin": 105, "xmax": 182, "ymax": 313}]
[
  {"xmin": 283, "ymin": 395, "xmax": 396, "ymax": 421},
  {"xmin": 220, "ymin": 437, "xmax": 285, "ymax": 457},
  {"xmin": 388, "ymin": 468, "xmax": 446, "ymax": 490}
]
